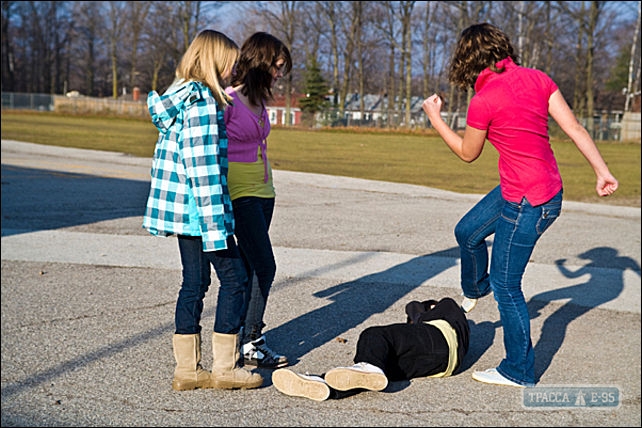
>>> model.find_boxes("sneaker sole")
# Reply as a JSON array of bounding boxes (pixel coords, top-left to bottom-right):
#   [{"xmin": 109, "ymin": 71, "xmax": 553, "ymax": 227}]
[
  {"xmin": 324, "ymin": 367, "xmax": 388, "ymax": 391},
  {"xmin": 272, "ymin": 369, "xmax": 330, "ymax": 401}
]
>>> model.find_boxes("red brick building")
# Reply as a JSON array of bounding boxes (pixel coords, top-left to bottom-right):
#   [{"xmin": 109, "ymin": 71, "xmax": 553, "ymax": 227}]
[{"xmin": 266, "ymin": 93, "xmax": 302, "ymax": 126}]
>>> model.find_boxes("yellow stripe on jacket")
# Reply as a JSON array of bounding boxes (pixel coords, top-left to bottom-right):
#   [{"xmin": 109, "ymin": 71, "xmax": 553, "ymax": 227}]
[{"xmin": 425, "ymin": 319, "xmax": 458, "ymax": 378}]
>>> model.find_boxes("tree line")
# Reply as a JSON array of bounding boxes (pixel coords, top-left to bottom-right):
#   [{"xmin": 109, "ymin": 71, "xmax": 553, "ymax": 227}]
[{"xmin": 2, "ymin": 1, "xmax": 641, "ymax": 131}]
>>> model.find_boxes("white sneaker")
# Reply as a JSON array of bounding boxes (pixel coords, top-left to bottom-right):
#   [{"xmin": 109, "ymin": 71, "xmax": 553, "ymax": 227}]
[
  {"xmin": 472, "ymin": 368, "xmax": 525, "ymax": 388},
  {"xmin": 324, "ymin": 362, "xmax": 388, "ymax": 392},
  {"xmin": 272, "ymin": 368, "xmax": 330, "ymax": 401},
  {"xmin": 461, "ymin": 296, "xmax": 478, "ymax": 313}
]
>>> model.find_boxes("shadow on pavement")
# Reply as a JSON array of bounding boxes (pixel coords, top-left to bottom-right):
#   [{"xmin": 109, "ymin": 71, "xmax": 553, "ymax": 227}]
[
  {"xmin": 266, "ymin": 248, "xmax": 460, "ymax": 368},
  {"xmin": 459, "ymin": 245, "xmax": 639, "ymax": 381},
  {"xmin": 1, "ymin": 164, "xmax": 149, "ymax": 236}
]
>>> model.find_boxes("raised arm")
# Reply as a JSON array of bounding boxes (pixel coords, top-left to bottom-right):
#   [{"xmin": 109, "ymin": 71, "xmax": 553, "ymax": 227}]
[{"xmin": 422, "ymin": 94, "xmax": 486, "ymax": 163}]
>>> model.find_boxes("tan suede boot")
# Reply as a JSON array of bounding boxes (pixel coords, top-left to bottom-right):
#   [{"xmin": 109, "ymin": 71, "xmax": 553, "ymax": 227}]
[
  {"xmin": 211, "ymin": 332, "xmax": 263, "ymax": 390},
  {"xmin": 171, "ymin": 333, "xmax": 212, "ymax": 391}
]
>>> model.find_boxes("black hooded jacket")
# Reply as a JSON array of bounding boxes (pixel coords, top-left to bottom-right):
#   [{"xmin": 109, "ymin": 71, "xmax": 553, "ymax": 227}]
[{"xmin": 405, "ymin": 297, "xmax": 470, "ymax": 374}]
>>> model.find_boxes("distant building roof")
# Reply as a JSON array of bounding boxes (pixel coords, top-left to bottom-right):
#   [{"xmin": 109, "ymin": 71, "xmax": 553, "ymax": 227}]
[{"xmin": 267, "ymin": 93, "xmax": 302, "ymax": 109}]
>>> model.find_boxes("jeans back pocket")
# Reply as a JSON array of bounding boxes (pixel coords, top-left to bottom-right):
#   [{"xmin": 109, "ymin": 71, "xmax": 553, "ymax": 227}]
[{"xmin": 536, "ymin": 200, "xmax": 562, "ymax": 235}]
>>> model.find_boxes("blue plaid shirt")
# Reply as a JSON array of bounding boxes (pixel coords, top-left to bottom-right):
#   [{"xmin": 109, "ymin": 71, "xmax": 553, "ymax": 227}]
[{"xmin": 143, "ymin": 80, "xmax": 234, "ymax": 251}]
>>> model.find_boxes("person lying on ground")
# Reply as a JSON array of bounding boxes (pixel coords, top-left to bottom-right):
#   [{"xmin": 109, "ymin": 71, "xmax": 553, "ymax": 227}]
[{"xmin": 272, "ymin": 296, "xmax": 470, "ymax": 401}]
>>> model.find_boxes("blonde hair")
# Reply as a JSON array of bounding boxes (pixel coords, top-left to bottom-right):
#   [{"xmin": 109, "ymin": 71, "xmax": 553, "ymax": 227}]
[{"xmin": 176, "ymin": 29, "xmax": 239, "ymax": 107}]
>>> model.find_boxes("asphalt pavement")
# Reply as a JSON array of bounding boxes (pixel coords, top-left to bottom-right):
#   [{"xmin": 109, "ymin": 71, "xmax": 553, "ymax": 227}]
[{"xmin": 1, "ymin": 139, "xmax": 640, "ymax": 427}]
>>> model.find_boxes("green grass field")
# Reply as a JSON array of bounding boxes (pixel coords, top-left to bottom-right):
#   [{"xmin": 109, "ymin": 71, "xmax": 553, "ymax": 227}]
[{"xmin": 2, "ymin": 110, "xmax": 640, "ymax": 207}]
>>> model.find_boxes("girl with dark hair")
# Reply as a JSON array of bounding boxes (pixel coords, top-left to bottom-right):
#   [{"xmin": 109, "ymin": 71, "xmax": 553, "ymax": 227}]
[{"xmin": 224, "ymin": 32, "xmax": 293, "ymax": 369}]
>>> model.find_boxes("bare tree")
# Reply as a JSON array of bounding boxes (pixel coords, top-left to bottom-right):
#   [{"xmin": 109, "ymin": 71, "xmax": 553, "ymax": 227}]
[
  {"xmin": 624, "ymin": 1, "xmax": 641, "ymax": 112},
  {"xmin": 502, "ymin": 1, "xmax": 552, "ymax": 68},
  {"xmin": 10, "ymin": 1, "xmax": 71, "ymax": 93},
  {"xmin": 139, "ymin": 1, "xmax": 212, "ymax": 93},
  {"xmin": 1, "ymin": 0, "xmax": 638, "ymax": 130},
  {"xmin": 124, "ymin": 1, "xmax": 151, "ymax": 91},
  {"xmin": 314, "ymin": 1, "xmax": 341, "ymax": 107},
  {"xmin": 298, "ymin": 1, "xmax": 322, "ymax": 63},
  {"xmin": 177, "ymin": 1, "xmax": 201, "ymax": 52},
  {"xmin": 337, "ymin": 1, "xmax": 362, "ymax": 121},
  {"xmin": 353, "ymin": 2, "xmax": 366, "ymax": 122},
  {"xmin": 560, "ymin": 1, "xmax": 622, "ymax": 135},
  {"xmin": 371, "ymin": 1, "xmax": 401, "ymax": 127},
  {"xmin": 2, "ymin": 1, "xmax": 18, "ymax": 91},
  {"xmin": 401, "ymin": 2, "xmax": 415, "ymax": 127},
  {"xmin": 440, "ymin": 1, "xmax": 495, "ymax": 127},
  {"xmin": 542, "ymin": 1, "xmax": 555, "ymax": 75},
  {"xmin": 107, "ymin": 1, "xmax": 126, "ymax": 99},
  {"xmin": 71, "ymin": 1, "xmax": 105, "ymax": 96},
  {"xmin": 584, "ymin": 1, "xmax": 605, "ymax": 137},
  {"xmin": 140, "ymin": 2, "xmax": 178, "ymax": 92},
  {"xmin": 419, "ymin": 1, "xmax": 433, "ymax": 99}
]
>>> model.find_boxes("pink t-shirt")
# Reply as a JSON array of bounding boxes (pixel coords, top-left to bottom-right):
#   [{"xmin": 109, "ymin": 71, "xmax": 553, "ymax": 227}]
[{"xmin": 466, "ymin": 57, "xmax": 562, "ymax": 206}]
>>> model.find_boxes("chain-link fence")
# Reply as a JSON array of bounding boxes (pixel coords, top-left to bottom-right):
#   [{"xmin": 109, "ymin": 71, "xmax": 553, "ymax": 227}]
[
  {"xmin": 2, "ymin": 92, "xmax": 638, "ymax": 142},
  {"xmin": 2, "ymin": 92, "xmax": 54, "ymax": 111},
  {"xmin": 2, "ymin": 92, "xmax": 148, "ymax": 118}
]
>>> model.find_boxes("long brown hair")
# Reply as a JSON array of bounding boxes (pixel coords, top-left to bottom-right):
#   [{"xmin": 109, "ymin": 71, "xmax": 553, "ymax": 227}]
[
  {"xmin": 231, "ymin": 32, "xmax": 292, "ymax": 106},
  {"xmin": 175, "ymin": 29, "xmax": 239, "ymax": 107},
  {"xmin": 448, "ymin": 23, "xmax": 520, "ymax": 91}
]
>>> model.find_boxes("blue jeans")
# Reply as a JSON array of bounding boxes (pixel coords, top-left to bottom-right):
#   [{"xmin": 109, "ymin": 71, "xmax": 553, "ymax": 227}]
[
  {"xmin": 175, "ymin": 235, "xmax": 249, "ymax": 335},
  {"xmin": 455, "ymin": 185, "xmax": 562, "ymax": 386},
  {"xmin": 232, "ymin": 197, "xmax": 277, "ymax": 344}
]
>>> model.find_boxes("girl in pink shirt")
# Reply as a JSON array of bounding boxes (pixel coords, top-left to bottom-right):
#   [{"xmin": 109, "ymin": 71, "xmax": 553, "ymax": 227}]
[{"xmin": 422, "ymin": 23, "xmax": 618, "ymax": 388}]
